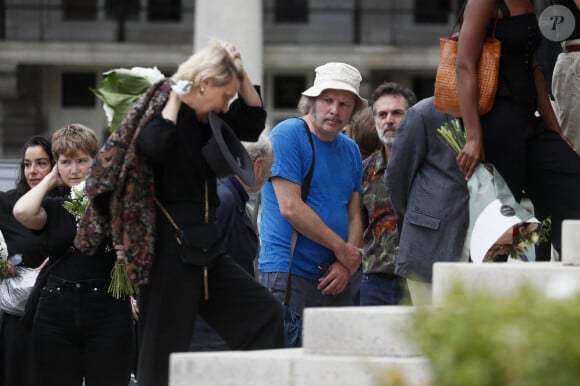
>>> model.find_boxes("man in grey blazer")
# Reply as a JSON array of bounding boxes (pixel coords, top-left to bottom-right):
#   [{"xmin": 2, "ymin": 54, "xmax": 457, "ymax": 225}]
[{"xmin": 384, "ymin": 97, "xmax": 469, "ymax": 305}]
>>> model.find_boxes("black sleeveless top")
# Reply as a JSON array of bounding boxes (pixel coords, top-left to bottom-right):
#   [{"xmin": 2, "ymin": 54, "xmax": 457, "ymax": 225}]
[{"xmin": 493, "ymin": 0, "xmax": 540, "ymax": 112}]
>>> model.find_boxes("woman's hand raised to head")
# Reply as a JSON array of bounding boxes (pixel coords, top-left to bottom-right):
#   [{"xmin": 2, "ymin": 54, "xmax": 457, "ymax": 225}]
[
  {"xmin": 222, "ymin": 41, "xmax": 241, "ymax": 62},
  {"xmin": 222, "ymin": 41, "xmax": 263, "ymax": 108}
]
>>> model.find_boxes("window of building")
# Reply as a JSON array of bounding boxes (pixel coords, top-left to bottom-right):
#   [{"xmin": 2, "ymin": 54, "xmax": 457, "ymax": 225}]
[
  {"xmin": 61, "ymin": 72, "xmax": 96, "ymax": 108},
  {"xmin": 105, "ymin": 0, "xmax": 140, "ymax": 21},
  {"xmin": 148, "ymin": 0, "xmax": 181, "ymax": 21},
  {"xmin": 0, "ymin": 0, "xmax": 5, "ymax": 39},
  {"xmin": 414, "ymin": 0, "xmax": 451, "ymax": 24},
  {"xmin": 273, "ymin": 75, "xmax": 306, "ymax": 109},
  {"xmin": 63, "ymin": 0, "xmax": 97, "ymax": 20},
  {"xmin": 274, "ymin": 0, "xmax": 308, "ymax": 23}
]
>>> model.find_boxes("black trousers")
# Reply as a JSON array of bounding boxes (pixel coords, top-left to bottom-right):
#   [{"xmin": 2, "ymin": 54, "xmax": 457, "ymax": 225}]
[
  {"xmin": 481, "ymin": 98, "xmax": 580, "ymax": 255},
  {"xmin": 524, "ymin": 122, "xmax": 580, "ymax": 255},
  {"xmin": 0, "ymin": 312, "xmax": 35, "ymax": 386},
  {"xmin": 136, "ymin": 225, "xmax": 285, "ymax": 386},
  {"xmin": 32, "ymin": 276, "xmax": 134, "ymax": 386}
]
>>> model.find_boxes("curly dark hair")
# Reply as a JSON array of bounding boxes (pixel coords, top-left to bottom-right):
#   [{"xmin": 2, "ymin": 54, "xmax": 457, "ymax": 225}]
[{"xmin": 15, "ymin": 136, "xmax": 54, "ymax": 196}]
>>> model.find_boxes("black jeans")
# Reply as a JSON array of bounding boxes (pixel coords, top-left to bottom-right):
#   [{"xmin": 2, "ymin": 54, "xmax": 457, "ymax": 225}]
[
  {"xmin": 137, "ymin": 247, "xmax": 285, "ymax": 386},
  {"xmin": 32, "ymin": 276, "xmax": 134, "ymax": 386}
]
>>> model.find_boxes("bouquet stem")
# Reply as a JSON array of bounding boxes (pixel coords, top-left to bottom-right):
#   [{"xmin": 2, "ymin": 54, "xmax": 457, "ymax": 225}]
[{"xmin": 108, "ymin": 258, "xmax": 138, "ymax": 299}]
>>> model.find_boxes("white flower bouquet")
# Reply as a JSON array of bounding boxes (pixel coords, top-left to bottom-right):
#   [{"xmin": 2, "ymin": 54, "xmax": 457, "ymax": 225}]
[
  {"xmin": 91, "ymin": 66, "xmax": 165, "ymax": 132},
  {"xmin": 437, "ymin": 119, "xmax": 551, "ymax": 263}
]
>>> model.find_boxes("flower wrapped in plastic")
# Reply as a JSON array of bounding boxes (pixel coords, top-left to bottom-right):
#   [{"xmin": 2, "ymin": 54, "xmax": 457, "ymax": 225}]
[
  {"xmin": 437, "ymin": 119, "xmax": 551, "ymax": 263},
  {"xmin": 0, "ymin": 230, "xmax": 15, "ymax": 280},
  {"xmin": 91, "ymin": 66, "xmax": 165, "ymax": 132},
  {"xmin": 0, "ymin": 230, "xmax": 40, "ymax": 315}
]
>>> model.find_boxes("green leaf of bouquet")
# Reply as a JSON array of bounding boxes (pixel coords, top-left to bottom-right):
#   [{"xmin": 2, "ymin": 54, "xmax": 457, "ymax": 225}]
[
  {"xmin": 90, "ymin": 87, "xmax": 140, "ymax": 109},
  {"xmin": 102, "ymin": 70, "xmax": 153, "ymax": 95},
  {"xmin": 110, "ymin": 98, "xmax": 139, "ymax": 131}
]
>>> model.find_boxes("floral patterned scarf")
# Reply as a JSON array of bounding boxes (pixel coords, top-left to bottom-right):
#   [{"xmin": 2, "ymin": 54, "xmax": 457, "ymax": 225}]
[{"xmin": 74, "ymin": 79, "xmax": 172, "ymax": 285}]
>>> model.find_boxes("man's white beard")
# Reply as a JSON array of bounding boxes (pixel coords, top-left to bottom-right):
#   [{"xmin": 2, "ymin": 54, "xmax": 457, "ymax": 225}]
[{"xmin": 380, "ymin": 134, "xmax": 395, "ymax": 148}]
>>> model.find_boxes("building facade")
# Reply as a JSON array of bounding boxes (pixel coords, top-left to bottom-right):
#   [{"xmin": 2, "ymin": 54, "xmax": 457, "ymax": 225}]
[{"xmin": 0, "ymin": 0, "xmax": 550, "ymax": 164}]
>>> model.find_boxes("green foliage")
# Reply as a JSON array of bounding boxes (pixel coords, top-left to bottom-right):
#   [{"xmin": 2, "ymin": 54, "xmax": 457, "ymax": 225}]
[
  {"xmin": 62, "ymin": 184, "xmax": 88, "ymax": 222},
  {"xmin": 90, "ymin": 69, "xmax": 154, "ymax": 132},
  {"xmin": 408, "ymin": 282, "xmax": 580, "ymax": 386},
  {"xmin": 108, "ymin": 258, "xmax": 139, "ymax": 299},
  {"xmin": 437, "ymin": 118, "xmax": 466, "ymax": 154}
]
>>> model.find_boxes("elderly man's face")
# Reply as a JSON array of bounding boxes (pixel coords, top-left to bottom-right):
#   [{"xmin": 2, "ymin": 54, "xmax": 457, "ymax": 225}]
[
  {"xmin": 249, "ymin": 152, "xmax": 274, "ymax": 193},
  {"xmin": 310, "ymin": 89, "xmax": 356, "ymax": 140},
  {"xmin": 373, "ymin": 94, "xmax": 408, "ymax": 147}
]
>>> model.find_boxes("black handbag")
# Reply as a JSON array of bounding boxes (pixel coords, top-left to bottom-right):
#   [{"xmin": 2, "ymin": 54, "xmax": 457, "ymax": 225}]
[
  {"xmin": 155, "ymin": 193, "xmax": 222, "ymax": 300},
  {"xmin": 155, "ymin": 196, "xmax": 222, "ymax": 267},
  {"xmin": 282, "ymin": 119, "xmax": 315, "ymax": 348},
  {"xmin": 175, "ymin": 223, "xmax": 221, "ymax": 266}
]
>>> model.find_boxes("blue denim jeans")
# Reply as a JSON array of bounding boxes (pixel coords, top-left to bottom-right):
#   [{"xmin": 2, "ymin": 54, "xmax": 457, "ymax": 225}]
[
  {"xmin": 359, "ymin": 273, "xmax": 407, "ymax": 306},
  {"xmin": 189, "ymin": 315, "xmax": 230, "ymax": 352},
  {"xmin": 32, "ymin": 276, "xmax": 134, "ymax": 386},
  {"xmin": 259, "ymin": 272, "xmax": 352, "ymax": 316}
]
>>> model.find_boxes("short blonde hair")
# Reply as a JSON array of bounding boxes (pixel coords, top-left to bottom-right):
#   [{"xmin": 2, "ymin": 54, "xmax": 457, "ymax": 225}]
[
  {"xmin": 51, "ymin": 123, "xmax": 99, "ymax": 159},
  {"xmin": 172, "ymin": 40, "xmax": 244, "ymax": 88}
]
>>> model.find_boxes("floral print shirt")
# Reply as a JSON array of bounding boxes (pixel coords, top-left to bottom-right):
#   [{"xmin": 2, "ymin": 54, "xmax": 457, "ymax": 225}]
[{"xmin": 360, "ymin": 149, "xmax": 399, "ymax": 275}]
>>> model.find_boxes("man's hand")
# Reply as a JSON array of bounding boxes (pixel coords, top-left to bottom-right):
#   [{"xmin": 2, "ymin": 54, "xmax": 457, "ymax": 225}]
[
  {"xmin": 334, "ymin": 243, "xmax": 361, "ymax": 274},
  {"xmin": 317, "ymin": 262, "xmax": 350, "ymax": 295}
]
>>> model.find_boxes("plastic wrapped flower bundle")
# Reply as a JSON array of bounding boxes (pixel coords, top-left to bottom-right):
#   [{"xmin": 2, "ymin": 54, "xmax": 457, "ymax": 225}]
[
  {"xmin": 437, "ymin": 119, "xmax": 551, "ymax": 263},
  {"xmin": 91, "ymin": 66, "xmax": 165, "ymax": 132},
  {"xmin": 0, "ymin": 230, "xmax": 15, "ymax": 279},
  {"xmin": 0, "ymin": 230, "xmax": 41, "ymax": 315}
]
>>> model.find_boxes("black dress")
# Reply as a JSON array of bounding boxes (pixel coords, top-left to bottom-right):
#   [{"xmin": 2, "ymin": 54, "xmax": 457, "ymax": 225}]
[
  {"xmin": 135, "ymin": 99, "xmax": 284, "ymax": 386},
  {"xmin": 479, "ymin": 2, "xmax": 580, "ymax": 255}
]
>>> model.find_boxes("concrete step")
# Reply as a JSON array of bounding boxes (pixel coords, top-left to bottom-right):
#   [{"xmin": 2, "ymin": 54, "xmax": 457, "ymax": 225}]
[
  {"xmin": 562, "ymin": 220, "xmax": 580, "ymax": 265},
  {"xmin": 170, "ymin": 348, "xmax": 431, "ymax": 386},
  {"xmin": 432, "ymin": 261, "xmax": 580, "ymax": 304},
  {"xmin": 303, "ymin": 306, "xmax": 420, "ymax": 357}
]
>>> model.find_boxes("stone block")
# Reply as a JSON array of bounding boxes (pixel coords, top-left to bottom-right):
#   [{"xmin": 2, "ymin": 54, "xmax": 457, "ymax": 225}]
[
  {"xmin": 170, "ymin": 349, "xmax": 301, "ymax": 386},
  {"xmin": 562, "ymin": 220, "xmax": 580, "ymax": 265},
  {"xmin": 303, "ymin": 306, "xmax": 420, "ymax": 357},
  {"xmin": 432, "ymin": 262, "xmax": 580, "ymax": 304},
  {"xmin": 169, "ymin": 349, "xmax": 431, "ymax": 386}
]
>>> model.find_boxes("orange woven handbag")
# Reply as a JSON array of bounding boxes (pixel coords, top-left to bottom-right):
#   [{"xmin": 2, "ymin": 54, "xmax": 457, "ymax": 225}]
[{"xmin": 434, "ymin": 3, "xmax": 501, "ymax": 117}]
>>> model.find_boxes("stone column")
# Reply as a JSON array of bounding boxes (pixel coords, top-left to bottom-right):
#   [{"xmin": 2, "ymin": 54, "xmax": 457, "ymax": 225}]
[{"xmin": 194, "ymin": 0, "xmax": 263, "ymax": 86}]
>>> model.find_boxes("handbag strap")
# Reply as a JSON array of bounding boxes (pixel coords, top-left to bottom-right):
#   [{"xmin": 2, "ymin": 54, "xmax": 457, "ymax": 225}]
[
  {"xmin": 285, "ymin": 118, "xmax": 315, "ymax": 305},
  {"xmin": 155, "ymin": 196, "xmax": 181, "ymax": 233},
  {"xmin": 155, "ymin": 197, "xmax": 191, "ymax": 251},
  {"xmin": 155, "ymin": 179, "xmax": 211, "ymax": 238},
  {"xmin": 449, "ymin": 0, "xmax": 500, "ymax": 39}
]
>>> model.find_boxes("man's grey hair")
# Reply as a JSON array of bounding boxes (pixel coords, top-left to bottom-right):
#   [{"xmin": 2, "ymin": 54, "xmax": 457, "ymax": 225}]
[{"xmin": 242, "ymin": 128, "xmax": 273, "ymax": 163}]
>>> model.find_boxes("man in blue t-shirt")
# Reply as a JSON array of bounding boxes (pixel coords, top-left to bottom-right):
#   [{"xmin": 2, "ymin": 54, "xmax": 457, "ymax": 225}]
[{"xmin": 258, "ymin": 63, "xmax": 366, "ymax": 333}]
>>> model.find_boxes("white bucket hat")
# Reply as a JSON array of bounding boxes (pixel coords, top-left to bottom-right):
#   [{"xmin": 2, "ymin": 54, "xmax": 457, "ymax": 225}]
[{"xmin": 302, "ymin": 62, "xmax": 368, "ymax": 108}]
